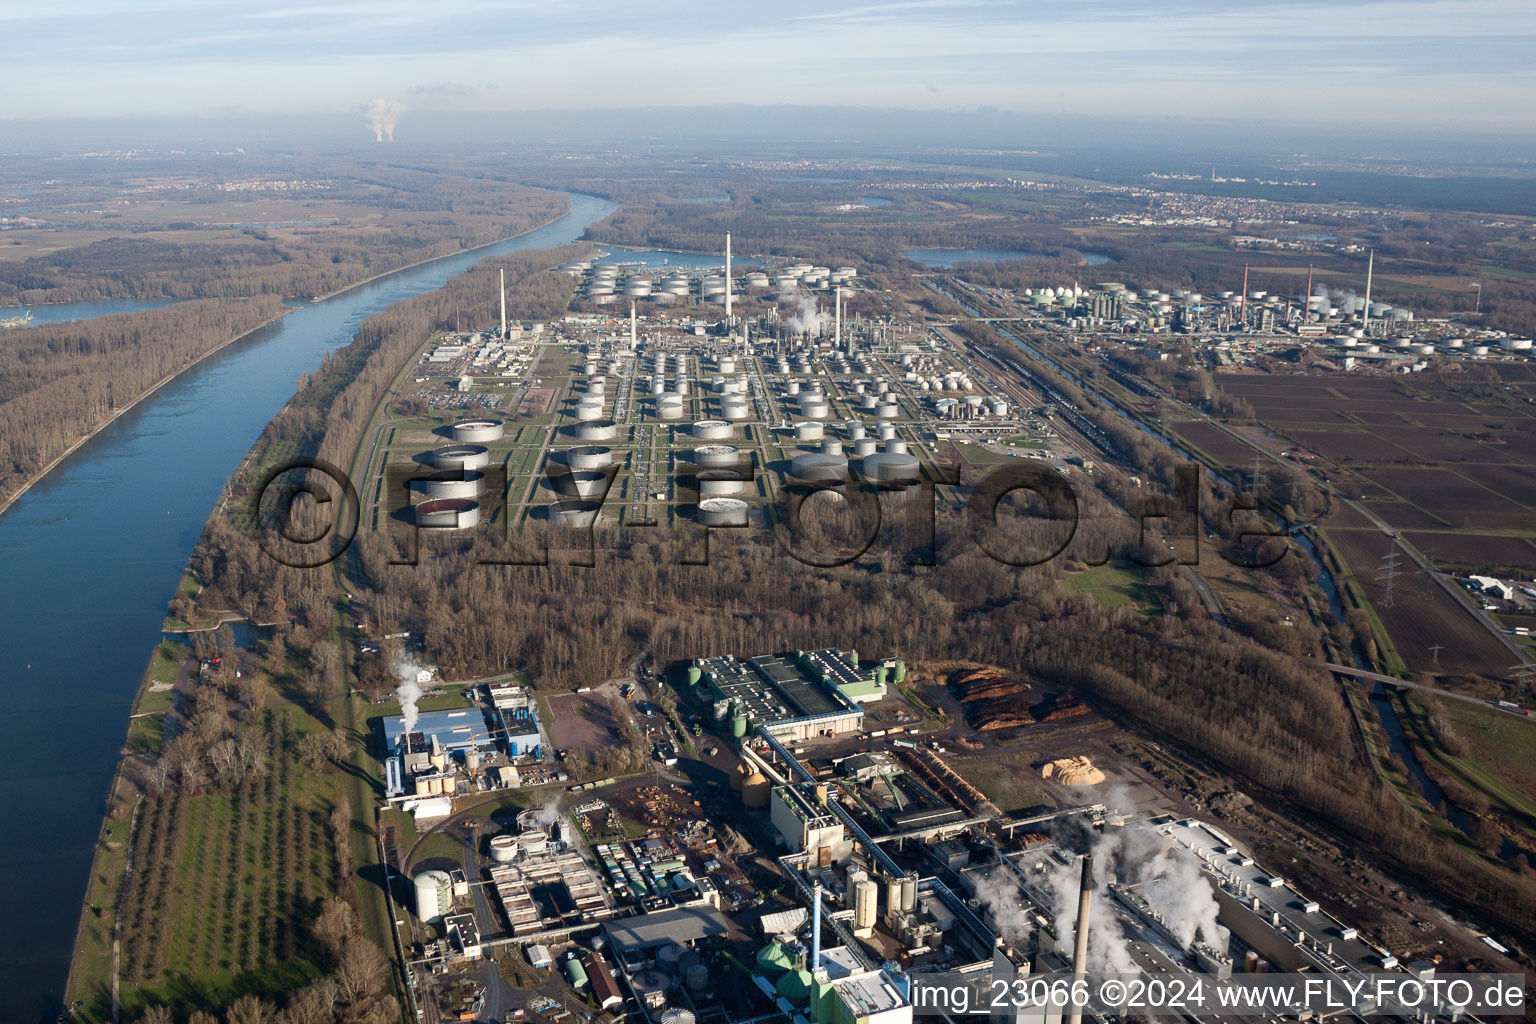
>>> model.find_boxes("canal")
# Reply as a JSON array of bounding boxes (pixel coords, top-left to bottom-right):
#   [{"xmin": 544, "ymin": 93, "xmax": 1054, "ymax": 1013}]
[{"xmin": 0, "ymin": 191, "xmax": 617, "ymax": 1023}]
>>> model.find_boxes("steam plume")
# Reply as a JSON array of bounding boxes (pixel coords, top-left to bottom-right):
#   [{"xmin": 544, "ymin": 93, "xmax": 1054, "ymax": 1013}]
[
  {"xmin": 392, "ymin": 654, "xmax": 429, "ymax": 734},
  {"xmin": 365, "ymin": 99, "xmax": 404, "ymax": 142},
  {"xmin": 782, "ymin": 288, "xmax": 828, "ymax": 337}
]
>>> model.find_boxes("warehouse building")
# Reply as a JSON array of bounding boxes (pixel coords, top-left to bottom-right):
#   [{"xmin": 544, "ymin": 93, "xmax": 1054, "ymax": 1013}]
[
  {"xmin": 692, "ymin": 648, "xmax": 874, "ymax": 741},
  {"xmin": 601, "ymin": 905, "xmax": 733, "ymax": 963}
]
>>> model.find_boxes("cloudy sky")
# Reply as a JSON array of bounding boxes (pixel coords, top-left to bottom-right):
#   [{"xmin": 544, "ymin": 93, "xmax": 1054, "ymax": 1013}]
[{"xmin": 5, "ymin": 0, "xmax": 1534, "ymax": 133}]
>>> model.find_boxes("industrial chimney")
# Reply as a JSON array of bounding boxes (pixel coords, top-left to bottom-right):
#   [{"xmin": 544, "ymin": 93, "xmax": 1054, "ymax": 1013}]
[
  {"xmin": 724, "ymin": 232, "xmax": 733, "ymax": 323},
  {"xmin": 500, "ymin": 267, "xmax": 507, "ymax": 339},
  {"xmin": 811, "ymin": 882, "xmax": 823, "ymax": 969},
  {"xmin": 1362, "ymin": 249, "xmax": 1374, "ymax": 334},
  {"xmin": 1068, "ymin": 853, "xmax": 1093, "ymax": 1024}
]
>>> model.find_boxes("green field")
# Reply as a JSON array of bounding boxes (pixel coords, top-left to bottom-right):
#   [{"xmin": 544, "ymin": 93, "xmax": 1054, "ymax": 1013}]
[
  {"xmin": 69, "ymin": 706, "xmax": 345, "ymax": 1022},
  {"xmin": 1062, "ymin": 563, "xmax": 1161, "ymax": 614},
  {"xmin": 1404, "ymin": 695, "xmax": 1536, "ymax": 843}
]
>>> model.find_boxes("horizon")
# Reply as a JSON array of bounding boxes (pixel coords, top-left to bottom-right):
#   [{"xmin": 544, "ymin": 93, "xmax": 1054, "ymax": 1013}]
[{"xmin": 5, "ymin": 0, "xmax": 1536, "ymax": 134}]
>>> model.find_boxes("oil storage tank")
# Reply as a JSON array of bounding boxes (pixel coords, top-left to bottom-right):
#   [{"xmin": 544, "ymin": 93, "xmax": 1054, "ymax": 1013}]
[
  {"xmin": 550, "ymin": 499, "xmax": 601, "ymax": 528},
  {"xmin": 790, "ymin": 451, "xmax": 850, "ymax": 482},
  {"xmin": 549, "ymin": 470, "xmax": 609, "ymax": 498},
  {"xmin": 414, "ymin": 869, "xmax": 453, "ymax": 923},
  {"xmin": 697, "ymin": 497, "xmax": 749, "ymax": 527},
  {"xmin": 698, "ymin": 470, "xmax": 745, "ymax": 496},
  {"xmin": 571, "ymin": 417, "xmax": 618, "ymax": 441},
  {"xmin": 861, "ymin": 440, "xmax": 920, "ymax": 486},
  {"xmin": 422, "ymin": 472, "xmax": 485, "ymax": 499},
  {"xmin": 415, "ymin": 498, "xmax": 480, "ymax": 529},
  {"xmin": 432, "ymin": 444, "xmax": 490, "ymax": 471},
  {"xmin": 693, "ymin": 419, "xmax": 733, "ymax": 440},
  {"xmin": 565, "ymin": 445, "xmax": 613, "ymax": 470},
  {"xmin": 693, "ymin": 445, "xmax": 739, "ymax": 468},
  {"xmin": 452, "ymin": 419, "xmax": 504, "ymax": 443}
]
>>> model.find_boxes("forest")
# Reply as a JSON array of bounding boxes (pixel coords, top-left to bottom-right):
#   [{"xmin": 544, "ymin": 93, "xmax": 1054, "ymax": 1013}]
[
  {"xmin": 0, "ymin": 168, "xmax": 568, "ymax": 305},
  {"xmin": 0, "ymin": 298, "xmax": 286, "ymax": 507},
  {"xmin": 0, "ymin": 169, "xmax": 568, "ymax": 512}
]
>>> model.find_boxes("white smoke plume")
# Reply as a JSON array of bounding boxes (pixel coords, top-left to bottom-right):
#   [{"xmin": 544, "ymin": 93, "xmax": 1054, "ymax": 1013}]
[
  {"xmin": 392, "ymin": 654, "xmax": 430, "ymax": 735},
  {"xmin": 782, "ymin": 288, "xmax": 828, "ymax": 337},
  {"xmin": 365, "ymin": 99, "xmax": 404, "ymax": 142},
  {"xmin": 1041, "ymin": 822, "xmax": 1229, "ymax": 971},
  {"xmin": 971, "ymin": 867, "xmax": 1037, "ymax": 949},
  {"xmin": 530, "ymin": 795, "xmax": 562, "ymax": 827},
  {"xmin": 1313, "ymin": 288, "xmax": 1360, "ymax": 314},
  {"xmin": 1044, "ymin": 850, "xmax": 1140, "ymax": 975}
]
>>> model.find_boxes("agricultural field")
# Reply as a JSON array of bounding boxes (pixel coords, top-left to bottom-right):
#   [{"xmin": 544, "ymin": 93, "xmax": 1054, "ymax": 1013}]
[
  {"xmin": 1323, "ymin": 528, "xmax": 1514, "ymax": 680},
  {"xmin": 1168, "ymin": 418, "xmax": 1255, "ymax": 470},
  {"xmin": 74, "ymin": 707, "xmax": 344, "ymax": 1022},
  {"xmin": 1403, "ymin": 532, "xmax": 1536, "ymax": 575}
]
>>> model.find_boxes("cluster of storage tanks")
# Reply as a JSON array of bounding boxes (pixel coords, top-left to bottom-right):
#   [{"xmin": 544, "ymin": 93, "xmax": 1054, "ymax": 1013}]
[
  {"xmin": 563, "ymin": 257, "xmax": 856, "ymax": 306},
  {"xmin": 487, "ymin": 824, "xmax": 558, "ymax": 864},
  {"xmin": 788, "ymin": 430, "xmax": 920, "ymax": 486},
  {"xmin": 413, "ymin": 422, "xmax": 505, "ymax": 528},
  {"xmin": 933, "ymin": 395, "xmax": 1009, "ymax": 420}
]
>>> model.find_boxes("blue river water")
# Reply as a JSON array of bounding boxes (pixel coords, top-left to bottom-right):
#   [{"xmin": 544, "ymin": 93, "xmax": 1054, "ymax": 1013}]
[
  {"xmin": 0, "ymin": 298, "xmax": 184, "ymax": 328},
  {"xmin": 0, "ymin": 191, "xmax": 616, "ymax": 1023}
]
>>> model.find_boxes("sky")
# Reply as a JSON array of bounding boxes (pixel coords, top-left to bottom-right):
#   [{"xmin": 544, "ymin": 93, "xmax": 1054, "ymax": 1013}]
[{"xmin": 4, "ymin": 0, "xmax": 1536, "ymax": 135}]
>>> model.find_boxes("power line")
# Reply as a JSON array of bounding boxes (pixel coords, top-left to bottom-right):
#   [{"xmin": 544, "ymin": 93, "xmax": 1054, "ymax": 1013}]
[{"xmin": 1376, "ymin": 549, "xmax": 1402, "ymax": 609}]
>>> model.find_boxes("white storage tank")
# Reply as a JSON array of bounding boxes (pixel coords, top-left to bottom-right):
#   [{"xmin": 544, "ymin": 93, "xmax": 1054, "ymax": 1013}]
[
  {"xmin": 414, "ymin": 870, "xmax": 453, "ymax": 923},
  {"xmin": 697, "ymin": 498, "xmax": 749, "ymax": 526}
]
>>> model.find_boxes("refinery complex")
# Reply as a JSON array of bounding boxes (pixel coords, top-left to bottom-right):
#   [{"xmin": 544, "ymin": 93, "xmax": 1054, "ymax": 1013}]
[
  {"xmin": 356, "ymin": 234, "xmax": 1527, "ymax": 1024},
  {"xmin": 380, "ymin": 644, "xmax": 1485, "ymax": 1024}
]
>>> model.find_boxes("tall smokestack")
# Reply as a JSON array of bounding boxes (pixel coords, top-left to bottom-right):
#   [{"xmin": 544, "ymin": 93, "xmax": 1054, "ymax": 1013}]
[
  {"xmin": 834, "ymin": 287, "xmax": 842, "ymax": 349},
  {"xmin": 1068, "ymin": 854, "xmax": 1093, "ymax": 1024},
  {"xmin": 724, "ymin": 232, "xmax": 732, "ymax": 324},
  {"xmin": 1304, "ymin": 265, "xmax": 1313, "ymax": 321},
  {"xmin": 1362, "ymin": 249, "xmax": 1374, "ymax": 333},
  {"xmin": 630, "ymin": 301, "xmax": 638, "ymax": 349},
  {"xmin": 500, "ymin": 267, "xmax": 507, "ymax": 339},
  {"xmin": 1239, "ymin": 265, "xmax": 1249, "ymax": 326},
  {"xmin": 811, "ymin": 882, "xmax": 823, "ymax": 969}
]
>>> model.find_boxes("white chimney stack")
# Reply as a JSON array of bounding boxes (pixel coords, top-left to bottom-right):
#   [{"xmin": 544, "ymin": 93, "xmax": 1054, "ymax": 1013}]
[
  {"xmin": 499, "ymin": 267, "xmax": 507, "ymax": 338},
  {"xmin": 725, "ymin": 232, "xmax": 732, "ymax": 323},
  {"xmin": 630, "ymin": 301, "xmax": 638, "ymax": 348}
]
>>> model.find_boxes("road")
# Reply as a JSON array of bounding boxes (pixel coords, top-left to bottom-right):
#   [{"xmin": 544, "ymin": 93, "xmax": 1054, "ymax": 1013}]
[
  {"xmin": 1180, "ymin": 564, "xmax": 1227, "ymax": 625},
  {"xmin": 1306, "ymin": 658, "xmax": 1535, "ymax": 719}
]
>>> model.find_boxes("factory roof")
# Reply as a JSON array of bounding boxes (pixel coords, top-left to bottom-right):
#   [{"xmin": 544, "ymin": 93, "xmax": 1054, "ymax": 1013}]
[
  {"xmin": 602, "ymin": 906, "xmax": 732, "ymax": 952},
  {"xmin": 382, "ymin": 707, "xmax": 496, "ymax": 752},
  {"xmin": 1160, "ymin": 818, "xmax": 1394, "ymax": 978}
]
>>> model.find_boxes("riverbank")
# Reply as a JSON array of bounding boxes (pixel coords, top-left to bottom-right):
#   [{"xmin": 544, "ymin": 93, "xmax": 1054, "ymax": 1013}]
[
  {"xmin": 0, "ymin": 196, "xmax": 577, "ymax": 524},
  {"xmin": 40, "ymin": 191, "xmax": 618, "ymax": 1022},
  {"xmin": 0, "ymin": 305, "xmax": 296, "ymax": 521},
  {"xmin": 306, "ymin": 199, "xmax": 574, "ymax": 303}
]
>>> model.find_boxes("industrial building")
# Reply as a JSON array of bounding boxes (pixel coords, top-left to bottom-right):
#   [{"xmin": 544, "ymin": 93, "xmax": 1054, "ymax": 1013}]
[
  {"xmin": 601, "ymin": 905, "xmax": 733, "ymax": 961},
  {"xmin": 382, "ymin": 707, "xmax": 499, "ymax": 756},
  {"xmin": 692, "ymin": 648, "xmax": 885, "ymax": 741}
]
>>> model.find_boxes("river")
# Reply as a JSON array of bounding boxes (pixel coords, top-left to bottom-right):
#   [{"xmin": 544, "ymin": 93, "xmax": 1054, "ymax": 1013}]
[
  {"xmin": 0, "ymin": 298, "xmax": 184, "ymax": 328},
  {"xmin": 0, "ymin": 191, "xmax": 617, "ymax": 1023}
]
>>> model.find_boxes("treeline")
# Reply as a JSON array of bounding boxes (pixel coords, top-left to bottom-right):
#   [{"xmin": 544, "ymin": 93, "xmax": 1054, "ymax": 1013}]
[
  {"xmin": 0, "ymin": 297, "xmax": 286, "ymax": 506},
  {"xmin": 131, "ymin": 900, "xmax": 398, "ymax": 1024},
  {"xmin": 0, "ymin": 174, "xmax": 567, "ymax": 305}
]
